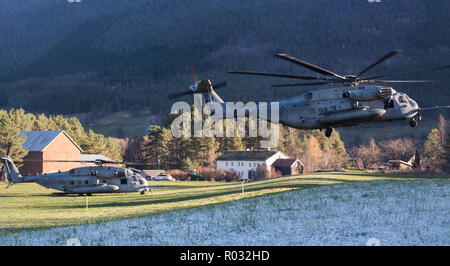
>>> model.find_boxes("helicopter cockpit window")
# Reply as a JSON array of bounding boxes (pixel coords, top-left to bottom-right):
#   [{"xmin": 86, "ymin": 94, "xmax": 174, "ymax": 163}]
[
  {"xmin": 132, "ymin": 176, "xmax": 137, "ymax": 182},
  {"xmin": 139, "ymin": 179, "xmax": 145, "ymax": 185},
  {"xmin": 116, "ymin": 170, "xmax": 126, "ymax": 177},
  {"xmin": 398, "ymin": 96, "xmax": 407, "ymax": 103}
]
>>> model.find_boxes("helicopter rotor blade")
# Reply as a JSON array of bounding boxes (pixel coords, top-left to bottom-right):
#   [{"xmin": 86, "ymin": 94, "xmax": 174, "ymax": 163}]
[
  {"xmin": 190, "ymin": 65, "xmax": 199, "ymax": 83},
  {"xmin": 277, "ymin": 53, "xmax": 346, "ymax": 80},
  {"xmin": 364, "ymin": 65, "xmax": 450, "ymax": 80},
  {"xmin": 415, "ymin": 106, "xmax": 450, "ymax": 111},
  {"xmin": 212, "ymin": 81, "xmax": 227, "ymax": 90},
  {"xmin": 271, "ymin": 81, "xmax": 338, "ymax": 87},
  {"xmin": 16, "ymin": 158, "xmax": 158, "ymax": 167},
  {"xmin": 356, "ymin": 50, "xmax": 402, "ymax": 78},
  {"xmin": 365, "ymin": 79, "xmax": 441, "ymax": 83},
  {"xmin": 227, "ymin": 70, "xmax": 333, "ymax": 80},
  {"xmin": 17, "ymin": 159, "xmax": 99, "ymax": 163},
  {"xmin": 168, "ymin": 90, "xmax": 193, "ymax": 100}
]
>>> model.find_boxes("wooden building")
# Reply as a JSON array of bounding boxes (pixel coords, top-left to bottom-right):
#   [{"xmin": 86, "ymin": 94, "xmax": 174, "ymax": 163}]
[
  {"xmin": 272, "ymin": 158, "xmax": 304, "ymax": 176},
  {"xmin": 19, "ymin": 131, "xmax": 83, "ymax": 176}
]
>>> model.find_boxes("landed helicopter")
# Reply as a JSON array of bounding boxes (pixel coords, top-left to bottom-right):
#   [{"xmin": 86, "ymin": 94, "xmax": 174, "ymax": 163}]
[
  {"xmin": 169, "ymin": 51, "xmax": 449, "ymax": 137},
  {"xmin": 1, "ymin": 156, "xmax": 151, "ymax": 196}
]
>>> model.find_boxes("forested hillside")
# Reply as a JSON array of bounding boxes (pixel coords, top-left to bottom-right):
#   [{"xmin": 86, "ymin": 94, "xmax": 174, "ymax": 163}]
[{"xmin": 0, "ymin": 0, "xmax": 449, "ymax": 116}]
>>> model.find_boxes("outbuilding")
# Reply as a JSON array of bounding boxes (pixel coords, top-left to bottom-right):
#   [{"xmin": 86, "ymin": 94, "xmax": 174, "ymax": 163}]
[
  {"xmin": 19, "ymin": 131, "xmax": 83, "ymax": 176},
  {"xmin": 272, "ymin": 158, "xmax": 304, "ymax": 176},
  {"xmin": 216, "ymin": 150, "xmax": 302, "ymax": 179}
]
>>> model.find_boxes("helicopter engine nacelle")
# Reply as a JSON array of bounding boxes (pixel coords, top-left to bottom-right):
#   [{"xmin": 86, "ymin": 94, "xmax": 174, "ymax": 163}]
[
  {"xmin": 95, "ymin": 169, "xmax": 118, "ymax": 178},
  {"xmin": 343, "ymin": 87, "xmax": 394, "ymax": 101}
]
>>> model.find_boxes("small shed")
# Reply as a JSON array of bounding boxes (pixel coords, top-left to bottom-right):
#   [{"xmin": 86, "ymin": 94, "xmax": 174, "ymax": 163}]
[{"xmin": 272, "ymin": 158, "xmax": 304, "ymax": 176}]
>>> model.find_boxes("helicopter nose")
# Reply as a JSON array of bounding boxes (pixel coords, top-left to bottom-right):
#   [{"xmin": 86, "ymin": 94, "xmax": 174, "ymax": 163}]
[{"xmin": 410, "ymin": 99, "xmax": 419, "ymax": 109}]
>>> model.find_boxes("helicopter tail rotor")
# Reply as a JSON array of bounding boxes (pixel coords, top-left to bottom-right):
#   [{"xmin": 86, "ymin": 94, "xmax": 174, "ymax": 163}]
[{"xmin": 168, "ymin": 65, "xmax": 227, "ymax": 101}]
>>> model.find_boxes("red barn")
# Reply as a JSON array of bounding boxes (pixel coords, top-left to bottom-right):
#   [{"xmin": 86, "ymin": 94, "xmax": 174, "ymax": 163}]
[{"xmin": 19, "ymin": 131, "xmax": 83, "ymax": 176}]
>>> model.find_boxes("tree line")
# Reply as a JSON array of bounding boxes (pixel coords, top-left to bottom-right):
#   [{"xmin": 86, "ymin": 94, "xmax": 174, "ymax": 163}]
[
  {"xmin": 0, "ymin": 108, "xmax": 122, "ymax": 163},
  {"xmin": 122, "ymin": 109, "xmax": 349, "ymax": 177},
  {"xmin": 349, "ymin": 115, "xmax": 449, "ymax": 173}
]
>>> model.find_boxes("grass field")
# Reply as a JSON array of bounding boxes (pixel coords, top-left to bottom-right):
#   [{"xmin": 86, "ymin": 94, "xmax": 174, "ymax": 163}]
[
  {"xmin": 0, "ymin": 171, "xmax": 447, "ymax": 237},
  {"xmin": 86, "ymin": 111, "xmax": 158, "ymax": 137}
]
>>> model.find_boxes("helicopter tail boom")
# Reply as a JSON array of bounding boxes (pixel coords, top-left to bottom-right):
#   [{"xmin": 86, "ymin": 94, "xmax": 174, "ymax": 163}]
[{"xmin": 1, "ymin": 156, "xmax": 23, "ymax": 184}]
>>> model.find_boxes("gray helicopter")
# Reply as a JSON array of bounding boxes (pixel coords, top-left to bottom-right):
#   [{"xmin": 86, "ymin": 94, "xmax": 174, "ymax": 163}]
[
  {"xmin": 169, "ymin": 51, "xmax": 449, "ymax": 137},
  {"xmin": 1, "ymin": 156, "xmax": 150, "ymax": 196}
]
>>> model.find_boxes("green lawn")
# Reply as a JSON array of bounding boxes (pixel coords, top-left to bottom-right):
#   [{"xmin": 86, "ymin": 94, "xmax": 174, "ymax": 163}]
[
  {"xmin": 86, "ymin": 111, "xmax": 156, "ymax": 137},
  {"xmin": 0, "ymin": 171, "xmax": 447, "ymax": 234}
]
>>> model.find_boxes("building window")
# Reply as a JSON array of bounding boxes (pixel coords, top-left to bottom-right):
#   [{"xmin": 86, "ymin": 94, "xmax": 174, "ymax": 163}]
[
  {"xmin": 231, "ymin": 162, "xmax": 233, "ymax": 166},
  {"xmin": 70, "ymin": 181, "xmax": 74, "ymax": 185},
  {"xmin": 226, "ymin": 162, "xmax": 228, "ymax": 166},
  {"xmin": 84, "ymin": 180, "xmax": 88, "ymax": 185}
]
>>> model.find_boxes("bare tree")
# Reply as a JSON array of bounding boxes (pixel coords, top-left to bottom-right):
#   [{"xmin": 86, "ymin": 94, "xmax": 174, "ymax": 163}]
[
  {"xmin": 379, "ymin": 138, "xmax": 416, "ymax": 161},
  {"xmin": 349, "ymin": 138, "xmax": 382, "ymax": 170}
]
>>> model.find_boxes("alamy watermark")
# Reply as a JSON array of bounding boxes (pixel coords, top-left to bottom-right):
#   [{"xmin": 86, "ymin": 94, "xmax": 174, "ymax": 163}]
[
  {"xmin": 66, "ymin": 238, "xmax": 82, "ymax": 246},
  {"xmin": 170, "ymin": 95, "xmax": 280, "ymax": 149},
  {"xmin": 365, "ymin": 237, "xmax": 381, "ymax": 246}
]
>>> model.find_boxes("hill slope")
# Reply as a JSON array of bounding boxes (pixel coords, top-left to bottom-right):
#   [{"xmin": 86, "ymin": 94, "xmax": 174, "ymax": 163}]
[{"xmin": 0, "ymin": 0, "xmax": 449, "ymax": 117}]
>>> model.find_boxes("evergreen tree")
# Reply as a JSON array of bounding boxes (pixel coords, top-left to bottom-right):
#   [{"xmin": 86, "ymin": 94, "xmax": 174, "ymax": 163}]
[
  {"xmin": 424, "ymin": 129, "xmax": 446, "ymax": 170},
  {"xmin": 0, "ymin": 111, "xmax": 28, "ymax": 161},
  {"xmin": 143, "ymin": 126, "xmax": 172, "ymax": 169}
]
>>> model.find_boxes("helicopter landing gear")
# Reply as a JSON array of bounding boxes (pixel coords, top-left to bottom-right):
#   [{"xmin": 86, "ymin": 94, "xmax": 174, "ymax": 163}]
[
  {"xmin": 409, "ymin": 119, "xmax": 417, "ymax": 128},
  {"xmin": 140, "ymin": 190, "xmax": 146, "ymax": 195},
  {"xmin": 325, "ymin": 127, "xmax": 333, "ymax": 138}
]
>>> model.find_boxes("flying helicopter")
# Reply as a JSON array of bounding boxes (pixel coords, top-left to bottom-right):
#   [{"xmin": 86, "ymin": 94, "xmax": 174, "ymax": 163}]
[
  {"xmin": 1, "ymin": 156, "xmax": 151, "ymax": 196},
  {"xmin": 169, "ymin": 51, "xmax": 449, "ymax": 137}
]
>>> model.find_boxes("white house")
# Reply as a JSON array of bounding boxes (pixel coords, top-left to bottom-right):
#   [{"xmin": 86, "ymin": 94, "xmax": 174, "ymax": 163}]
[{"xmin": 216, "ymin": 150, "xmax": 291, "ymax": 179}]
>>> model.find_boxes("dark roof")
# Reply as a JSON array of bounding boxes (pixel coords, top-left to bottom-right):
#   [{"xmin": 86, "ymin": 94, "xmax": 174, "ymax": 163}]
[
  {"xmin": 272, "ymin": 158, "xmax": 303, "ymax": 167},
  {"xmin": 216, "ymin": 151, "xmax": 278, "ymax": 161}
]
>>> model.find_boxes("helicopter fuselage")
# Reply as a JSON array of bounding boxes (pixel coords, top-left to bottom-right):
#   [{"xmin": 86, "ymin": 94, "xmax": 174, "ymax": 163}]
[
  {"xmin": 275, "ymin": 85, "xmax": 419, "ymax": 130},
  {"xmin": 3, "ymin": 158, "xmax": 150, "ymax": 195}
]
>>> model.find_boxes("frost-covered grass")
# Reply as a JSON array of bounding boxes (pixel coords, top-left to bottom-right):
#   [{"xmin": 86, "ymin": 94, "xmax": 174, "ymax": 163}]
[
  {"xmin": 1, "ymin": 170, "xmax": 405, "ymax": 232},
  {"xmin": 1, "ymin": 179, "xmax": 448, "ymax": 246}
]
